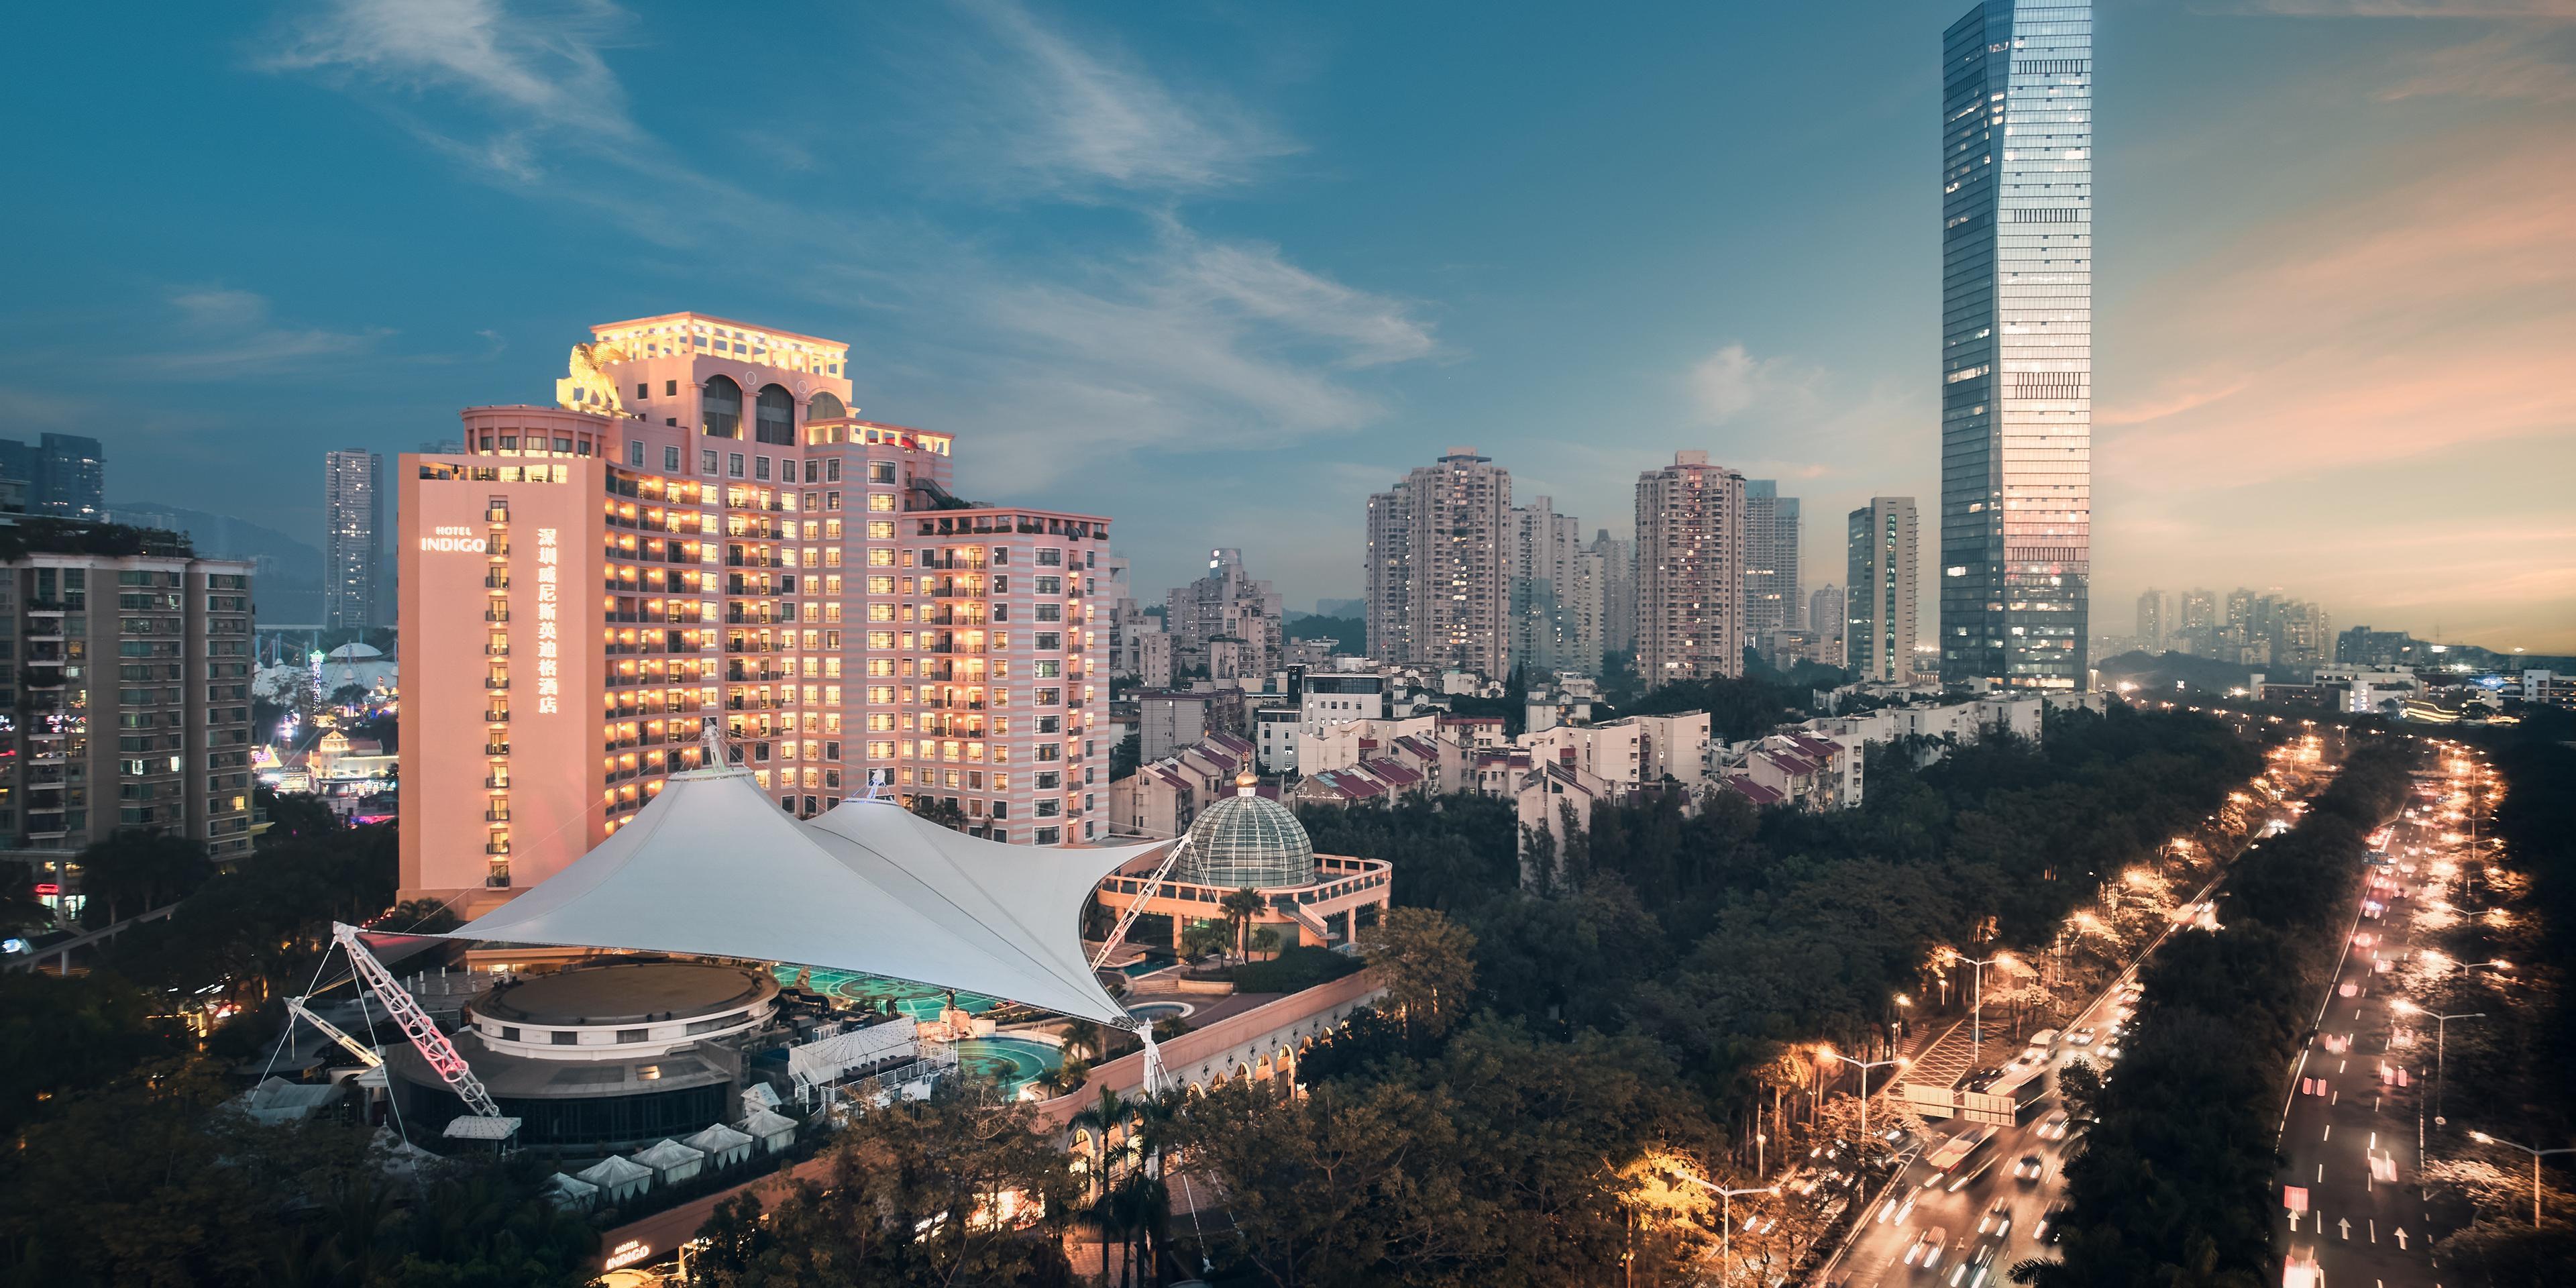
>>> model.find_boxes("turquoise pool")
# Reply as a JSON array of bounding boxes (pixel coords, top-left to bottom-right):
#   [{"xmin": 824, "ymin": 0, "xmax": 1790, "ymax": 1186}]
[
  {"xmin": 953, "ymin": 1036, "xmax": 1063, "ymax": 1096},
  {"xmin": 774, "ymin": 964, "xmax": 1002, "ymax": 1020}
]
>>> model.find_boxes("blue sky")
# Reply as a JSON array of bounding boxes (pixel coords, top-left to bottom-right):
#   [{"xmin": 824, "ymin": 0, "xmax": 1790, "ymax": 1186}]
[{"xmin": 4, "ymin": 0, "xmax": 2570, "ymax": 649}]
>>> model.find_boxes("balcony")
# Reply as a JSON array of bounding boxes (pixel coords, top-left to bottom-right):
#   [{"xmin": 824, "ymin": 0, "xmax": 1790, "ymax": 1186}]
[
  {"xmin": 486, "ymin": 506, "xmax": 510, "ymax": 523},
  {"xmin": 483, "ymin": 574, "xmax": 511, "ymax": 590},
  {"xmin": 484, "ymin": 709, "xmax": 511, "ymax": 722},
  {"xmin": 484, "ymin": 873, "xmax": 512, "ymax": 889},
  {"xmin": 484, "ymin": 641, "xmax": 510, "ymax": 657},
  {"xmin": 484, "ymin": 809, "xmax": 511, "ymax": 822},
  {"xmin": 484, "ymin": 740, "xmax": 511, "ymax": 756},
  {"xmin": 485, "ymin": 677, "xmax": 510, "ymax": 690},
  {"xmin": 482, "ymin": 773, "xmax": 511, "ymax": 788},
  {"xmin": 484, "ymin": 607, "xmax": 511, "ymax": 623},
  {"xmin": 484, "ymin": 841, "xmax": 513, "ymax": 856}
]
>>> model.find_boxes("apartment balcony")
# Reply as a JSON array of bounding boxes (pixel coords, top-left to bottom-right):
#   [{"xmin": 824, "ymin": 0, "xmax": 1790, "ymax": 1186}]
[
  {"xmin": 484, "ymin": 740, "xmax": 511, "ymax": 756},
  {"xmin": 483, "ymin": 574, "xmax": 511, "ymax": 590},
  {"xmin": 484, "ymin": 607, "xmax": 511, "ymax": 623},
  {"xmin": 486, "ymin": 506, "xmax": 510, "ymax": 523},
  {"xmin": 484, "ymin": 873, "xmax": 512, "ymax": 889},
  {"xmin": 484, "ymin": 841, "xmax": 513, "ymax": 856},
  {"xmin": 482, "ymin": 773, "xmax": 511, "ymax": 788},
  {"xmin": 484, "ymin": 709, "xmax": 511, "ymax": 722},
  {"xmin": 484, "ymin": 677, "xmax": 509, "ymax": 690},
  {"xmin": 485, "ymin": 641, "xmax": 511, "ymax": 657},
  {"xmin": 484, "ymin": 809, "xmax": 511, "ymax": 822}
]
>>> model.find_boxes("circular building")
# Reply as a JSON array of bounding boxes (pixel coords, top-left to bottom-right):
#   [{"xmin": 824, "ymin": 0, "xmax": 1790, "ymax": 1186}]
[
  {"xmin": 1097, "ymin": 774, "xmax": 1389, "ymax": 953},
  {"xmin": 389, "ymin": 959, "xmax": 779, "ymax": 1151},
  {"xmin": 1176, "ymin": 775, "xmax": 1318, "ymax": 889}
]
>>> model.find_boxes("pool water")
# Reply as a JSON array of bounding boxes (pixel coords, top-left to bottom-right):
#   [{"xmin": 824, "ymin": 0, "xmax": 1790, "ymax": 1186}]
[
  {"xmin": 773, "ymin": 964, "xmax": 1002, "ymax": 1020},
  {"xmin": 1116, "ymin": 957, "xmax": 1174, "ymax": 978},
  {"xmin": 953, "ymin": 1037, "xmax": 1064, "ymax": 1095},
  {"xmin": 1125, "ymin": 1002, "xmax": 1191, "ymax": 1021}
]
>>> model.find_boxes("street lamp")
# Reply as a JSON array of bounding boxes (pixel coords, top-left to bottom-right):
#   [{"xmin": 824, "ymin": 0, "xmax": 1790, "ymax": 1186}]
[
  {"xmin": 1817, "ymin": 1045, "xmax": 1907, "ymax": 1139},
  {"xmin": 1944, "ymin": 949, "xmax": 2016, "ymax": 1054},
  {"xmin": 1676, "ymin": 1171, "xmax": 1778, "ymax": 1284},
  {"xmin": 2467, "ymin": 1132, "xmax": 2575, "ymax": 1228},
  {"xmin": 2392, "ymin": 1000, "xmax": 2483, "ymax": 1126}
]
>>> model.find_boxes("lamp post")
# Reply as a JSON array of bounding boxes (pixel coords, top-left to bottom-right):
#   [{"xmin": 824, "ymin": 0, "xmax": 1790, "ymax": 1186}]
[
  {"xmin": 1678, "ymin": 1173, "xmax": 1778, "ymax": 1286},
  {"xmin": 1946, "ymin": 950, "xmax": 2015, "ymax": 1055},
  {"xmin": 1817, "ymin": 1046, "xmax": 1907, "ymax": 1140},
  {"xmin": 2468, "ymin": 1132, "xmax": 2573, "ymax": 1228},
  {"xmin": 2392, "ymin": 1001, "xmax": 2483, "ymax": 1126}
]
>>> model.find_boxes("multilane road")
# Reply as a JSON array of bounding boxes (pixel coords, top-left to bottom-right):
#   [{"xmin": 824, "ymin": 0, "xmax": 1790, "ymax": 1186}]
[{"xmin": 2273, "ymin": 773, "xmax": 2463, "ymax": 1287}]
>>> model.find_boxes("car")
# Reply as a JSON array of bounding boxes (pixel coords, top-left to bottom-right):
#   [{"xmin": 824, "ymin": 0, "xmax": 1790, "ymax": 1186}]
[
  {"xmin": 2039, "ymin": 1112, "xmax": 2070, "ymax": 1140},
  {"xmin": 2100, "ymin": 1042, "xmax": 2124, "ymax": 1061},
  {"xmin": 2029, "ymin": 1028, "xmax": 2060, "ymax": 1047},
  {"xmin": 2033, "ymin": 1205, "xmax": 2069, "ymax": 1244},
  {"xmin": 1949, "ymin": 1242, "xmax": 1998, "ymax": 1288},
  {"xmin": 2068, "ymin": 1027, "xmax": 2097, "ymax": 1046},
  {"xmin": 1947, "ymin": 1157, "xmax": 1996, "ymax": 1193},
  {"xmin": 1878, "ymin": 1193, "xmax": 1918, "ymax": 1225},
  {"xmin": 2013, "ymin": 1155, "xmax": 2045, "ymax": 1183},
  {"xmin": 1978, "ymin": 1199, "xmax": 2014, "ymax": 1236},
  {"xmin": 1904, "ymin": 1227, "xmax": 1949, "ymax": 1269}
]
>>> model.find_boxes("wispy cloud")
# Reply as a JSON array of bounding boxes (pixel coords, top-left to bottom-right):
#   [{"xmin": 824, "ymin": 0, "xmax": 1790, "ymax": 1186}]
[
  {"xmin": 941, "ymin": 0, "xmax": 1301, "ymax": 198},
  {"xmin": 2381, "ymin": 30, "xmax": 2576, "ymax": 102},
  {"xmin": 146, "ymin": 288, "xmax": 388, "ymax": 375},
  {"xmin": 2220, "ymin": 0, "xmax": 2576, "ymax": 17},
  {"xmin": 1684, "ymin": 343, "xmax": 1822, "ymax": 424},
  {"xmin": 258, "ymin": 0, "xmax": 1440, "ymax": 477}
]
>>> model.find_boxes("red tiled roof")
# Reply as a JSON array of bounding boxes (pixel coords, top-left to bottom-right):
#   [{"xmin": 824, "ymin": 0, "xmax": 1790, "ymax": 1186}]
[
  {"xmin": 1725, "ymin": 777, "xmax": 1786, "ymax": 806},
  {"xmin": 1392, "ymin": 736, "xmax": 1438, "ymax": 760},
  {"xmin": 1360, "ymin": 758, "xmax": 1422, "ymax": 786},
  {"xmin": 1317, "ymin": 769, "xmax": 1387, "ymax": 799}
]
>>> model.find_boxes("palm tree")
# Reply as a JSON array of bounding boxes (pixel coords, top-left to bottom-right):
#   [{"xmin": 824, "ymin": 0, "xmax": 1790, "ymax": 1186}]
[
  {"xmin": 1062, "ymin": 1017, "xmax": 1108, "ymax": 1063},
  {"xmin": 1068, "ymin": 1086, "xmax": 1134, "ymax": 1277},
  {"xmin": 1218, "ymin": 887, "xmax": 1264, "ymax": 963}
]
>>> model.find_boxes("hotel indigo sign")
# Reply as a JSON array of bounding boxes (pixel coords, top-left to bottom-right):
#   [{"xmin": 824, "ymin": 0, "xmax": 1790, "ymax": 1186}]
[{"xmin": 419, "ymin": 525, "xmax": 487, "ymax": 553}]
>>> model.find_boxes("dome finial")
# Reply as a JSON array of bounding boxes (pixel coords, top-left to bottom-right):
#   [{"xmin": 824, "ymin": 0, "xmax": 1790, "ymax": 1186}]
[{"xmin": 1236, "ymin": 771, "xmax": 1258, "ymax": 797}]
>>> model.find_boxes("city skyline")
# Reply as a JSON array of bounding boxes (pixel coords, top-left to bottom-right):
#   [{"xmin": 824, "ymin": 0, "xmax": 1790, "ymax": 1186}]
[{"xmin": 1, "ymin": 1, "xmax": 2569, "ymax": 651}]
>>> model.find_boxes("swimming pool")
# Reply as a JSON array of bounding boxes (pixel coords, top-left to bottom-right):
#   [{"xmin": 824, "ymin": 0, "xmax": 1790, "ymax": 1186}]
[
  {"xmin": 773, "ymin": 964, "xmax": 1002, "ymax": 1020},
  {"xmin": 952, "ymin": 1036, "xmax": 1064, "ymax": 1096},
  {"xmin": 1115, "ymin": 957, "xmax": 1175, "ymax": 979},
  {"xmin": 1124, "ymin": 1001, "xmax": 1195, "ymax": 1022}
]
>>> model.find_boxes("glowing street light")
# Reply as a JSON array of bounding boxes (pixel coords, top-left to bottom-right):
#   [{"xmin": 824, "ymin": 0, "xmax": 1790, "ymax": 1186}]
[
  {"xmin": 1943, "ymin": 948, "xmax": 2016, "ymax": 1054},
  {"xmin": 1816, "ymin": 1045, "xmax": 1908, "ymax": 1139},
  {"xmin": 1670, "ymin": 1167, "xmax": 1780, "ymax": 1282},
  {"xmin": 2392, "ymin": 1000, "xmax": 2483, "ymax": 1125},
  {"xmin": 2468, "ymin": 1132, "xmax": 2575, "ymax": 1228}
]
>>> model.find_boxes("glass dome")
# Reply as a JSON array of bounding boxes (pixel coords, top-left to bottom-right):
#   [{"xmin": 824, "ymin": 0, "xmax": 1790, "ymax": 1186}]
[{"xmin": 1176, "ymin": 774, "xmax": 1316, "ymax": 889}]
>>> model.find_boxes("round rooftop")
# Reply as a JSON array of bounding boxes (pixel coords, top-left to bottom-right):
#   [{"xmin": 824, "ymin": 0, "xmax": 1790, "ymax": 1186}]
[
  {"xmin": 1177, "ymin": 773, "xmax": 1316, "ymax": 889},
  {"xmin": 473, "ymin": 960, "xmax": 777, "ymax": 1027}
]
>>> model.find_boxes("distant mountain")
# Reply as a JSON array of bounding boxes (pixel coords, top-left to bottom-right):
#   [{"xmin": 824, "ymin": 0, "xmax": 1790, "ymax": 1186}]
[{"xmin": 113, "ymin": 501, "xmax": 324, "ymax": 623}]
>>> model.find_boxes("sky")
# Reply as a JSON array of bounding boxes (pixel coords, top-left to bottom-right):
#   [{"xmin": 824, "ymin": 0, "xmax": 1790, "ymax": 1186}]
[{"xmin": 3, "ymin": 0, "xmax": 2571, "ymax": 651}]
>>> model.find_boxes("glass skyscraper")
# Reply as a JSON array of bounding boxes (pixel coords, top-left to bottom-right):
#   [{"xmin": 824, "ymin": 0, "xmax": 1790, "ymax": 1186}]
[{"xmin": 1939, "ymin": 1, "xmax": 2092, "ymax": 689}]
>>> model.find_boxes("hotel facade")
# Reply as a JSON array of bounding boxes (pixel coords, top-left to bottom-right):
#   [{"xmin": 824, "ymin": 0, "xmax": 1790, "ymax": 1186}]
[{"xmin": 400, "ymin": 313, "xmax": 1112, "ymax": 908}]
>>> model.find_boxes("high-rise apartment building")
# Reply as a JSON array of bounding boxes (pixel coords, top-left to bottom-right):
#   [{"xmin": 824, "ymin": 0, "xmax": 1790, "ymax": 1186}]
[
  {"xmin": 1589, "ymin": 529, "xmax": 1636, "ymax": 657},
  {"xmin": 323, "ymin": 449, "xmax": 384, "ymax": 631},
  {"xmin": 1362, "ymin": 447, "xmax": 1513, "ymax": 678},
  {"xmin": 1809, "ymin": 584, "xmax": 1845, "ymax": 661},
  {"xmin": 2135, "ymin": 587, "xmax": 2163, "ymax": 651},
  {"xmin": 1508, "ymin": 496, "xmax": 1598, "ymax": 678},
  {"xmin": 1847, "ymin": 497, "xmax": 1921, "ymax": 682},
  {"xmin": 0, "ymin": 526, "xmax": 256, "ymax": 888},
  {"xmin": 0, "ymin": 435, "xmax": 105, "ymax": 521},
  {"xmin": 1938, "ymin": 0, "xmax": 2093, "ymax": 690},
  {"xmin": 2180, "ymin": 588, "xmax": 2216, "ymax": 632},
  {"xmin": 400, "ymin": 313, "xmax": 1112, "ymax": 910},
  {"xmin": 1634, "ymin": 451, "xmax": 1747, "ymax": 685},
  {"xmin": 1165, "ymin": 548, "xmax": 1283, "ymax": 682},
  {"xmin": 1744, "ymin": 480, "xmax": 1803, "ymax": 635}
]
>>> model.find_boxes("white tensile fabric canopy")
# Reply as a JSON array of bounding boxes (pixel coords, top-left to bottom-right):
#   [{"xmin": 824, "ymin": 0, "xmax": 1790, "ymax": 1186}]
[{"xmin": 436, "ymin": 767, "xmax": 1163, "ymax": 1024}]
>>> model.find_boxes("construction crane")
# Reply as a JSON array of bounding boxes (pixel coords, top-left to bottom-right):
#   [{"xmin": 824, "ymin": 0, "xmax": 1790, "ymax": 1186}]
[{"xmin": 330, "ymin": 921, "xmax": 517, "ymax": 1138}]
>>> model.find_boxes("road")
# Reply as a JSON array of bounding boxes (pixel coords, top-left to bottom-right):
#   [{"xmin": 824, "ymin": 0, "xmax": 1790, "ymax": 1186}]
[
  {"xmin": 1821, "ymin": 737, "xmax": 2337, "ymax": 1288},
  {"xmin": 1823, "ymin": 920, "xmax": 2169, "ymax": 1287},
  {"xmin": 2273, "ymin": 765, "xmax": 2465, "ymax": 1286}
]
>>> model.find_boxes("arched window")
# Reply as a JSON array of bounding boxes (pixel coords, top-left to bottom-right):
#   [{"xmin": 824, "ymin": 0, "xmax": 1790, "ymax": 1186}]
[
  {"xmin": 808, "ymin": 390, "xmax": 846, "ymax": 421},
  {"xmin": 755, "ymin": 384, "xmax": 796, "ymax": 445},
  {"xmin": 702, "ymin": 376, "xmax": 742, "ymax": 439}
]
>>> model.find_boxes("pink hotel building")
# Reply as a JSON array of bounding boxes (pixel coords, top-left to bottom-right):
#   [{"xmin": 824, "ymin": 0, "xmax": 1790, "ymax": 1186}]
[{"xmin": 400, "ymin": 313, "xmax": 1111, "ymax": 910}]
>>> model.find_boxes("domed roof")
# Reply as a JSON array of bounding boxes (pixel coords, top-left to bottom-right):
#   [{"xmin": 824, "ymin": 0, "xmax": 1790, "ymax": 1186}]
[{"xmin": 1177, "ymin": 774, "xmax": 1316, "ymax": 890}]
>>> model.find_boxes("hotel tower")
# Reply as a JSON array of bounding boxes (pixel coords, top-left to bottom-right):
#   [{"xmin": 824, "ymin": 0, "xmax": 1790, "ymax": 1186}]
[
  {"xmin": 1938, "ymin": 1, "xmax": 2092, "ymax": 688},
  {"xmin": 400, "ymin": 313, "xmax": 1112, "ymax": 909}
]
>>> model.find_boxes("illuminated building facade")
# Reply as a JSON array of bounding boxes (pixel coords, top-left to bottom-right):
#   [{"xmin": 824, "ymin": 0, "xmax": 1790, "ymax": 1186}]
[
  {"xmin": 323, "ymin": 448, "xmax": 384, "ymax": 629},
  {"xmin": 0, "ymin": 529, "xmax": 256, "ymax": 890},
  {"xmin": 400, "ymin": 313, "xmax": 1110, "ymax": 908},
  {"xmin": 1939, "ymin": 0, "xmax": 2092, "ymax": 688},
  {"xmin": 1634, "ymin": 451, "xmax": 1746, "ymax": 684}
]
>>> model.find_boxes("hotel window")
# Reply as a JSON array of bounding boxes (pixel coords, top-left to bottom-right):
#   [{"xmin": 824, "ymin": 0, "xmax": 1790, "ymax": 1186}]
[
  {"xmin": 868, "ymin": 492, "xmax": 894, "ymax": 513},
  {"xmin": 665, "ymin": 445, "xmax": 682, "ymax": 472},
  {"xmin": 755, "ymin": 384, "xmax": 796, "ymax": 445},
  {"xmin": 728, "ymin": 453, "xmax": 745, "ymax": 478},
  {"xmin": 869, "ymin": 462, "xmax": 896, "ymax": 484},
  {"xmin": 665, "ymin": 379, "xmax": 678, "ymax": 396},
  {"xmin": 627, "ymin": 441, "xmax": 645, "ymax": 466},
  {"xmin": 702, "ymin": 375, "xmax": 743, "ymax": 438},
  {"xmin": 754, "ymin": 456, "xmax": 771, "ymax": 482},
  {"xmin": 701, "ymin": 448, "xmax": 718, "ymax": 475}
]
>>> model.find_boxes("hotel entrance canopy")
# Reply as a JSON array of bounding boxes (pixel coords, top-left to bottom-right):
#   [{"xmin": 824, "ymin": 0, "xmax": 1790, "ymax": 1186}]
[{"xmin": 433, "ymin": 767, "xmax": 1161, "ymax": 1024}]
